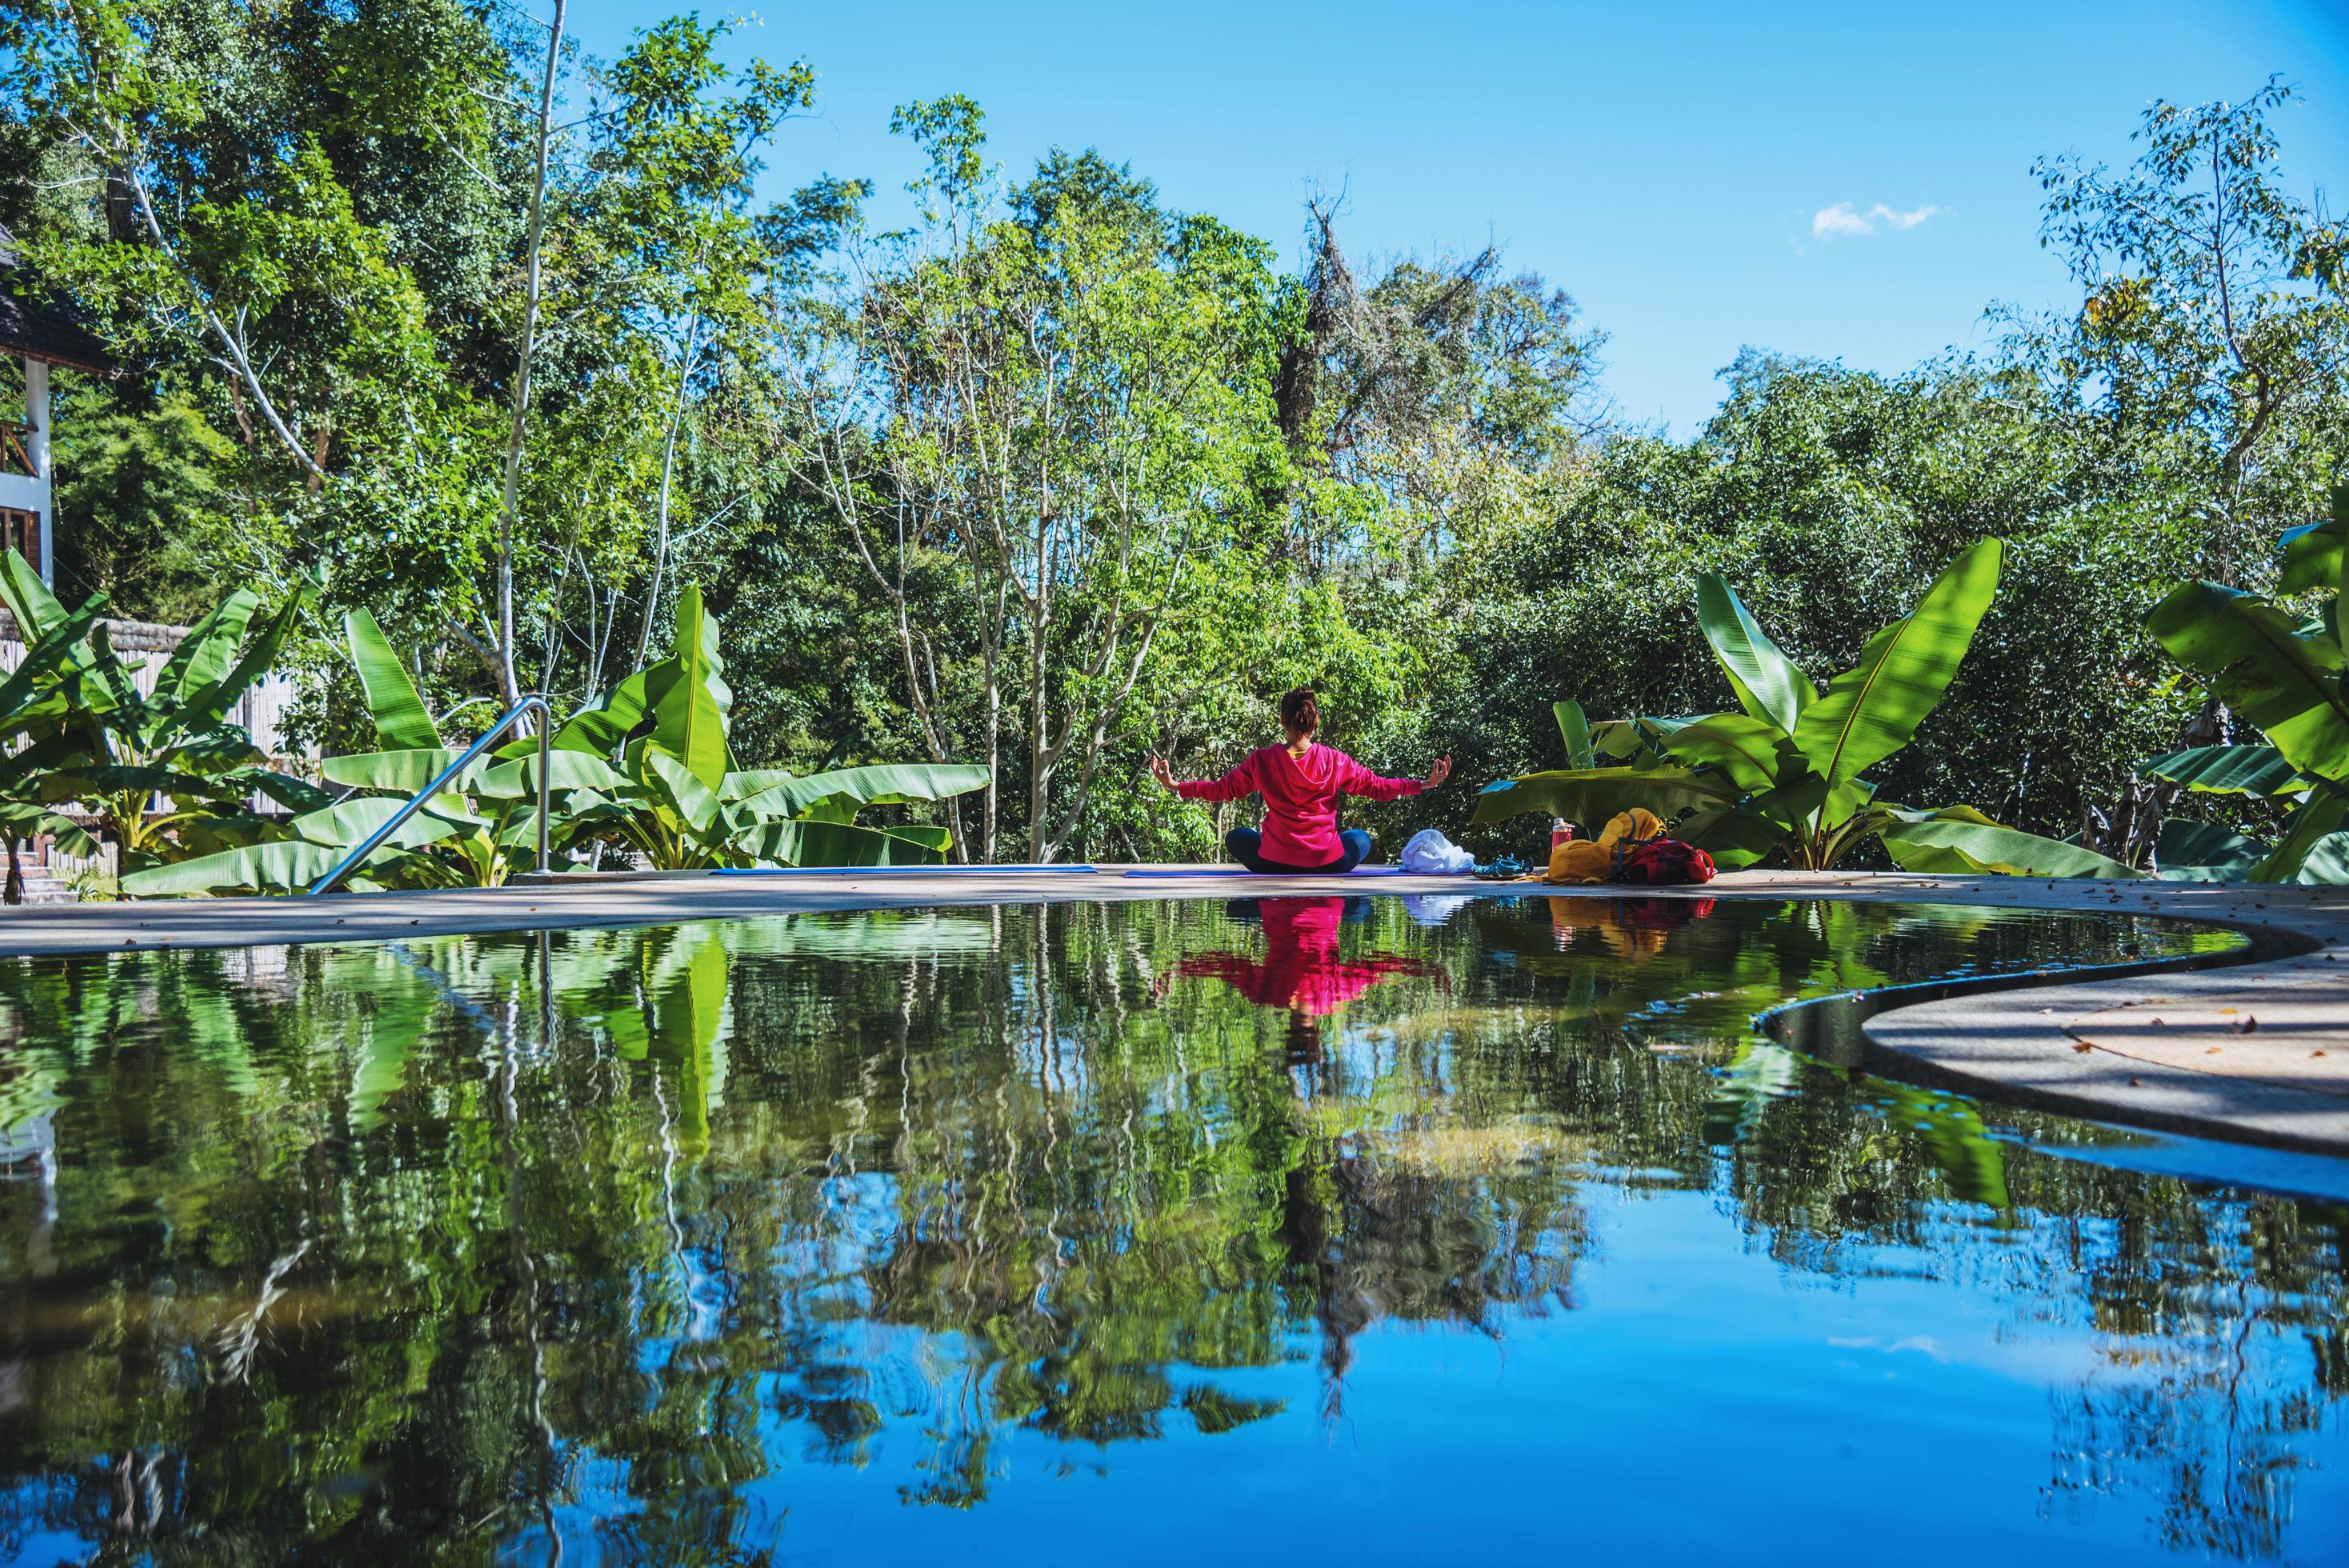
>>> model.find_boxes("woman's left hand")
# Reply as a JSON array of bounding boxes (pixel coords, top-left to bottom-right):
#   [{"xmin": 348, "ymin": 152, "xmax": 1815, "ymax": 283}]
[{"xmin": 1425, "ymin": 756, "xmax": 1452, "ymax": 789}]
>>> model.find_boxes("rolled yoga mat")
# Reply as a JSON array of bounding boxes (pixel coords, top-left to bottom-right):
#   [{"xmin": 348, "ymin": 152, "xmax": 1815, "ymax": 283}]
[
  {"xmin": 1120, "ymin": 866, "xmax": 1409, "ymax": 878},
  {"xmin": 713, "ymin": 864, "xmax": 1101, "ymax": 876}
]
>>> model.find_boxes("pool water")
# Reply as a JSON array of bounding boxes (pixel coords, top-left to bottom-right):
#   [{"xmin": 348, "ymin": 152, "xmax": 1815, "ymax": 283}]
[{"xmin": 0, "ymin": 894, "xmax": 2341, "ymax": 1565}]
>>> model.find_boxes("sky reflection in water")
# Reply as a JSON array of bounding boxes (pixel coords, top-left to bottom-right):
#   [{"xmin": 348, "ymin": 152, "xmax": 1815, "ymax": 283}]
[{"xmin": 0, "ymin": 894, "xmax": 2341, "ymax": 1566}]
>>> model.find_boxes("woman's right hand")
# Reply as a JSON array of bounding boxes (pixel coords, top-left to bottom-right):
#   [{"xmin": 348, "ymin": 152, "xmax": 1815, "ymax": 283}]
[{"xmin": 1150, "ymin": 756, "xmax": 1178, "ymax": 792}]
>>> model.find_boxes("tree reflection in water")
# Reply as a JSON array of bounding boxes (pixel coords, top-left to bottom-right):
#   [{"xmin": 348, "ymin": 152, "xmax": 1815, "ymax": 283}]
[{"xmin": 0, "ymin": 895, "xmax": 2334, "ymax": 1564}]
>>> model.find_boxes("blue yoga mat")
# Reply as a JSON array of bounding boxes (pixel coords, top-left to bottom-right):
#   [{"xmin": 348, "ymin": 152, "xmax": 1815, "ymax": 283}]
[
  {"xmin": 713, "ymin": 864, "xmax": 1101, "ymax": 877},
  {"xmin": 1121, "ymin": 866, "xmax": 1408, "ymax": 878}
]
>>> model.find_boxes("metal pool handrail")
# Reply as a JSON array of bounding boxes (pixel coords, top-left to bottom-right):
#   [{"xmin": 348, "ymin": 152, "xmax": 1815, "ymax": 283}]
[{"xmin": 309, "ymin": 695, "xmax": 551, "ymax": 895}]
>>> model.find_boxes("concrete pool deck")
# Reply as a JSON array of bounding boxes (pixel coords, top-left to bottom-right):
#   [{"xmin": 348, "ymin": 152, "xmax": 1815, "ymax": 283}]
[{"xmin": 4, "ymin": 865, "xmax": 2346, "ymax": 1155}]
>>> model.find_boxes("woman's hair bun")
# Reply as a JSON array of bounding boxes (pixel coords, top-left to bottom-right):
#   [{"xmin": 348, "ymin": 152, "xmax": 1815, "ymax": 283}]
[{"xmin": 1279, "ymin": 686, "xmax": 1320, "ymax": 735}]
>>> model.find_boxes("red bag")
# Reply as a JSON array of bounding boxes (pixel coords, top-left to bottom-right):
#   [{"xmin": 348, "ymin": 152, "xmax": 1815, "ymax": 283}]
[{"xmin": 1611, "ymin": 838, "xmax": 1716, "ymax": 886}]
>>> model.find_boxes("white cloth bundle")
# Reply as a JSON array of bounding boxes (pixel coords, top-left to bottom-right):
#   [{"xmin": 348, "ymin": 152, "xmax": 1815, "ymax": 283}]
[{"xmin": 1399, "ymin": 828, "xmax": 1475, "ymax": 874}]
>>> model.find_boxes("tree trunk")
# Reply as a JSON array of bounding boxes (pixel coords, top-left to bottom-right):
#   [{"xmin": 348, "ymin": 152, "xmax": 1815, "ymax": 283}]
[
  {"xmin": 628, "ymin": 316, "xmax": 701, "ymax": 673},
  {"xmin": 494, "ymin": 0, "xmax": 569, "ymax": 712},
  {"xmin": 4, "ymin": 836, "xmax": 22, "ymax": 907}
]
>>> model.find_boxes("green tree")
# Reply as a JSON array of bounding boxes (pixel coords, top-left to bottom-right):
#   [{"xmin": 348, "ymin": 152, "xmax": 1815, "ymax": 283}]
[
  {"xmin": 790, "ymin": 102, "xmax": 1292, "ymax": 860},
  {"xmin": 2028, "ymin": 77, "xmax": 2349, "ymax": 589}
]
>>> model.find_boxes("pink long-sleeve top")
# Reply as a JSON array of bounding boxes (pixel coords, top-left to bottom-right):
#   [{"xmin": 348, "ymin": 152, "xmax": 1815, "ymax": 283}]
[{"xmin": 1173, "ymin": 742, "xmax": 1424, "ymax": 868}]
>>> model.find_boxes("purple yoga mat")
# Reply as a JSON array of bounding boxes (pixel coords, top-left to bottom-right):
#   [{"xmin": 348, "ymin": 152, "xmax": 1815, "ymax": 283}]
[{"xmin": 1120, "ymin": 866, "xmax": 1408, "ymax": 878}]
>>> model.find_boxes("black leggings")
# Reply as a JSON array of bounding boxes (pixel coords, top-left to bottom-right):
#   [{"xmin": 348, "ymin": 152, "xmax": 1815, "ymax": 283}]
[{"xmin": 1224, "ymin": 826, "xmax": 1373, "ymax": 875}]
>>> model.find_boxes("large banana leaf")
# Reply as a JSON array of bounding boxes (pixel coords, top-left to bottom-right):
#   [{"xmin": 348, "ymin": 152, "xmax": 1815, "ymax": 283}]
[
  {"xmin": 721, "ymin": 767, "xmax": 801, "ymax": 799},
  {"xmin": 0, "ymin": 802, "xmax": 97, "ymax": 857},
  {"xmin": 0, "ymin": 547, "xmax": 71, "ymax": 642},
  {"xmin": 2251, "ymin": 790, "xmax": 2349, "ymax": 882},
  {"xmin": 543, "ymin": 668, "xmax": 650, "ymax": 757},
  {"xmin": 163, "ymin": 586, "xmax": 307, "ymax": 745},
  {"xmin": 0, "ymin": 594, "xmax": 106, "ymax": 730},
  {"xmin": 289, "ymin": 796, "xmax": 475, "ymax": 849},
  {"xmin": 228, "ymin": 768, "xmax": 334, "ymax": 814},
  {"xmin": 322, "ymin": 749, "xmax": 488, "ymax": 794},
  {"xmin": 121, "ymin": 799, "xmax": 464, "ymax": 895},
  {"xmin": 1669, "ymin": 802, "xmax": 1787, "ymax": 869},
  {"xmin": 1793, "ymin": 538, "xmax": 2003, "ymax": 796},
  {"xmin": 646, "ymin": 585, "xmax": 732, "ymax": 790},
  {"xmin": 1553, "ymin": 701, "xmax": 1596, "ymax": 768},
  {"xmin": 1656, "ymin": 713, "xmax": 1795, "ymax": 794},
  {"xmin": 39, "ymin": 761, "xmax": 254, "ymax": 802},
  {"xmin": 2334, "ymin": 479, "xmax": 2349, "ymax": 654},
  {"xmin": 1469, "ymin": 766, "xmax": 1739, "ymax": 826},
  {"xmin": 344, "ymin": 608, "xmax": 442, "ymax": 750},
  {"xmin": 732, "ymin": 762, "xmax": 991, "ymax": 822},
  {"xmin": 1695, "ymin": 574, "xmax": 1817, "ymax": 734},
  {"xmin": 150, "ymin": 588, "xmax": 259, "ymax": 712},
  {"xmin": 740, "ymin": 817, "xmax": 954, "ymax": 867},
  {"xmin": 1879, "ymin": 806, "xmax": 2140, "ymax": 878},
  {"xmin": 122, "ymin": 838, "xmax": 349, "ymax": 897},
  {"xmin": 2144, "ymin": 580, "xmax": 2349, "ymax": 778},
  {"xmin": 642, "ymin": 746, "xmax": 727, "ymax": 837},
  {"xmin": 477, "ymin": 750, "xmax": 632, "ymax": 798},
  {"xmin": 1593, "ymin": 714, "xmax": 1694, "ymax": 763},
  {"xmin": 2139, "ymin": 743, "xmax": 2303, "ymax": 796},
  {"xmin": 2155, "ymin": 818, "xmax": 2269, "ymax": 881},
  {"xmin": 2295, "ymin": 832, "xmax": 2349, "ymax": 885},
  {"xmin": 2275, "ymin": 482, "xmax": 2348, "ymax": 596}
]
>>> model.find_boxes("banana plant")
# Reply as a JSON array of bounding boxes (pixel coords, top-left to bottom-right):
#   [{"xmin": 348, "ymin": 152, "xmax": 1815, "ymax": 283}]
[
  {"xmin": 0, "ymin": 549, "xmax": 318, "ymax": 875},
  {"xmin": 2138, "ymin": 482, "xmax": 2349, "ymax": 882},
  {"xmin": 535, "ymin": 586, "xmax": 988, "ymax": 869},
  {"xmin": 1475, "ymin": 541, "xmax": 2139, "ymax": 878},
  {"xmin": 119, "ymin": 795, "xmax": 475, "ymax": 896},
  {"xmin": 321, "ymin": 607, "xmax": 629, "ymax": 886},
  {"xmin": 126, "ymin": 583, "xmax": 991, "ymax": 891},
  {"xmin": 131, "ymin": 607, "xmax": 630, "ymax": 894},
  {"xmin": 0, "ymin": 585, "xmax": 114, "ymax": 902}
]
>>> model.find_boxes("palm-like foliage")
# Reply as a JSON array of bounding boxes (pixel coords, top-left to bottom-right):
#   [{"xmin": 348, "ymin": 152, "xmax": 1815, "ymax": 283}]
[
  {"xmin": 2140, "ymin": 483, "xmax": 2349, "ymax": 882},
  {"xmin": 125, "ymin": 583, "xmax": 990, "ymax": 894},
  {"xmin": 126, "ymin": 608, "xmax": 629, "ymax": 894},
  {"xmin": 0, "ymin": 549, "xmax": 316, "ymax": 884},
  {"xmin": 528, "ymin": 585, "xmax": 988, "ymax": 871},
  {"xmin": 0, "ymin": 587, "xmax": 113, "ymax": 902},
  {"xmin": 1475, "ymin": 541, "xmax": 2138, "ymax": 877}
]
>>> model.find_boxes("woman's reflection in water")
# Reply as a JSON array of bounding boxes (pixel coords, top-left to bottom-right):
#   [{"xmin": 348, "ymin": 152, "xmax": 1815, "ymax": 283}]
[
  {"xmin": 1160, "ymin": 895, "xmax": 1457, "ymax": 1419},
  {"xmin": 1171, "ymin": 896, "xmax": 1447, "ymax": 1064}
]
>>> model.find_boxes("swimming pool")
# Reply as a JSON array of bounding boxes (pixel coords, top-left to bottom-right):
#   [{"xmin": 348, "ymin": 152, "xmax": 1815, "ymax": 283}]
[{"xmin": 0, "ymin": 894, "xmax": 2340, "ymax": 1563}]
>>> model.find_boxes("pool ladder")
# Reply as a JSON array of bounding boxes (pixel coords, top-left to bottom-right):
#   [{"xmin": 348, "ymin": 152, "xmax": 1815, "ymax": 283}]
[{"xmin": 308, "ymin": 696, "xmax": 552, "ymax": 895}]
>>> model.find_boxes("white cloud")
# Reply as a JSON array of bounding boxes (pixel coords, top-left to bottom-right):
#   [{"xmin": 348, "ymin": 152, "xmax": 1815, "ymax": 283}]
[
  {"xmin": 1811, "ymin": 201, "xmax": 1942, "ymax": 239},
  {"xmin": 1811, "ymin": 202, "xmax": 1874, "ymax": 238}
]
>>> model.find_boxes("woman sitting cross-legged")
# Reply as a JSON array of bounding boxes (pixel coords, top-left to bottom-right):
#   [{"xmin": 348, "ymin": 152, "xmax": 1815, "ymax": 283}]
[{"xmin": 1149, "ymin": 688, "xmax": 1451, "ymax": 874}]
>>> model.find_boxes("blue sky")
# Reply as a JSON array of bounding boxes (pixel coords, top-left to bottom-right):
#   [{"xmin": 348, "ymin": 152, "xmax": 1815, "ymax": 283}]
[{"xmin": 569, "ymin": 0, "xmax": 2349, "ymax": 434}]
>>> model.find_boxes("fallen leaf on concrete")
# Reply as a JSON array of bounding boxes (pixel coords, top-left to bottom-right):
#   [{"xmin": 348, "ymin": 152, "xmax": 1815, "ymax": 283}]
[
  {"xmin": 2232, "ymin": 1015, "xmax": 2259, "ymax": 1034},
  {"xmin": 2071, "ymin": 1042, "xmax": 2093, "ymax": 1054}
]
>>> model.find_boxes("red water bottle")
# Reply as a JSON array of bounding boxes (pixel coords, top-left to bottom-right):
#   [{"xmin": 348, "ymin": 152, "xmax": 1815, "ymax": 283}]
[{"xmin": 1551, "ymin": 818, "xmax": 1575, "ymax": 851}]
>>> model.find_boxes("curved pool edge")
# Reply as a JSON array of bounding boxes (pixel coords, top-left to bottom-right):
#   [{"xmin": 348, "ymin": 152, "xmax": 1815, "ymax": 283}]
[
  {"xmin": 3, "ymin": 865, "xmax": 2347, "ymax": 1154},
  {"xmin": 1851, "ymin": 926, "xmax": 2349, "ymax": 1158},
  {"xmin": 1758, "ymin": 914, "xmax": 2349, "ymax": 1156}
]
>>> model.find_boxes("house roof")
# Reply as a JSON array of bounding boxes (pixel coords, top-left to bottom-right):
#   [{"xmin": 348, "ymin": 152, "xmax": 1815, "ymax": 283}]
[{"xmin": 0, "ymin": 266, "xmax": 113, "ymax": 376}]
